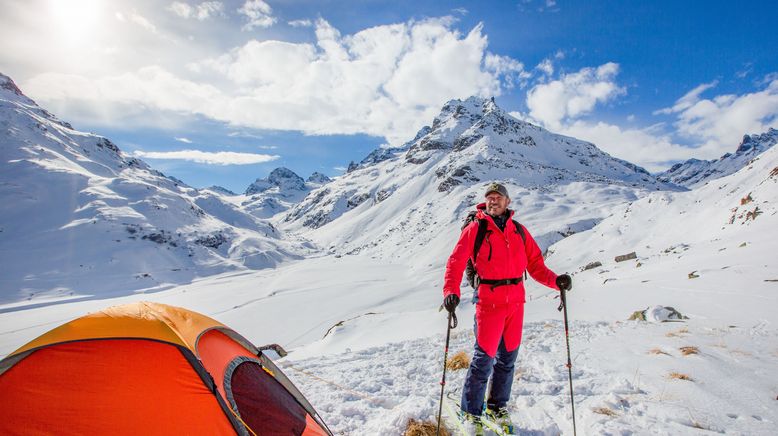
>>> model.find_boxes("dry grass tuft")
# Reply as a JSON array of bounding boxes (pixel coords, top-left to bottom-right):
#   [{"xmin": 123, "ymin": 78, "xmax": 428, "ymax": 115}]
[
  {"xmin": 592, "ymin": 407, "xmax": 618, "ymax": 417},
  {"xmin": 666, "ymin": 327, "xmax": 689, "ymax": 337},
  {"xmin": 446, "ymin": 351, "xmax": 470, "ymax": 371},
  {"xmin": 669, "ymin": 372, "xmax": 693, "ymax": 381},
  {"xmin": 404, "ymin": 419, "xmax": 450, "ymax": 436},
  {"xmin": 680, "ymin": 346, "xmax": 699, "ymax": 356},
  {"xmin": 649, "ymin": 348, "xmax": 671, "ymax": 356}
]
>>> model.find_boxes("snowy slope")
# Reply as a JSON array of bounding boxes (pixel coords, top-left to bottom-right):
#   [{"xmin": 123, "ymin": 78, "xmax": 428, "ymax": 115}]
[
  {"xmin": 0, "ymin": 73, "xmax": 306, "ymax": 306},
  {"xmin": 282, "ymin": 97, "xmax": 679, "ymax": 271},
  {"xmin": 657, "ymin": 128, "xmax": 778, "ymax": 188},
  {"xmin": 281, "ymin": 140, "xmax": 778, "ymax": 435}
]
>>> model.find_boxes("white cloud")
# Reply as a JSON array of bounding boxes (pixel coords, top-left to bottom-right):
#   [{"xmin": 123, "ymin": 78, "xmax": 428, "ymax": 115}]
[
  {"xmin": 129, "ymin": 11, "xmax": 158, "ymax": 33},
  {"xmin": 526, "ymin": 62, "xmax": 625, "ymax": 130},
  {"xmin": 519, "ymin": 63, "xmax": 698, "ymax": 171},
  {"xmin": 288, "ymin": 19, "xmax": 312, "ymax": 28},
  {"xmin": 536, "ymin": 58, "xmax": 553, "ymax": 76},
  {"xmin": 561, "ymin": 121, "xmax": 698, "ymax": 172},
  {"xmin": 670, "ymin": 77, "xmax": 778, "ymax": 158},
  {"xmin": 238, "ymin": 0, "xmax": 276, "ymax": 30},
  {"xmin": 133, "ymin": 149, "xmax": 279, "ymax": 165},
  {"xmin": 484, "ymin": 53, "xmax": 527, "ymax": 89},
  {"xmin": 168, "ymin": 2, "xmax": 224, "ymax": 21},
  {"xmin": 174, "ymin": 137, "xmax": 193, "ymax": 143},
  {"xmin": 653, "ymin": 80, "xmax": 718, "ymax": 115},
  {"xmin": 24, "ymin": 18, "xmax": 526, "ymax": 146}
]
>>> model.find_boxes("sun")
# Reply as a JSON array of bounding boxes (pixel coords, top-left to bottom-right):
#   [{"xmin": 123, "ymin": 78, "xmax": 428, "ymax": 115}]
[{"xmin": 47, "ymin": 0, "xmax": 101, "ymax": 42}]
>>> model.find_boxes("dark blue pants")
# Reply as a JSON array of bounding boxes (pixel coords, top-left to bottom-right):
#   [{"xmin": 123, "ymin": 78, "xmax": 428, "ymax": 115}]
[{"xmin": 461, "ymin": 337, "xmax": 519, "ymax": 416}]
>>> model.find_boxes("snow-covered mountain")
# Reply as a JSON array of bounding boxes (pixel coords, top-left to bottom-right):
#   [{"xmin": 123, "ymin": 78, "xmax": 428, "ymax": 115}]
[
  {"xmin": 0, "ymin": 73, "xmax": 305, "ymax": 305},
  {"xmin": 203, "ymin": 185, "xmax": 237, "ymax": 196},
  {"xmin": 549, "ymin": 138, "xmax": 778, "ymax": 312},
  {"xmin": 239, "ymin": 167, "xmax": 331, "ymax": 219},
  {"xmin": 3, "ymin": 75, "xmax": 778, "ymax": 435},
  {"xmin": 3, "ymin": 136, "xmax": 776, "ymax": 435},
  {"xmin": 282, "ymin": 96, "xmax": 679, "ymax": 268},
  {"xmin": 657, "ymin": 128, "xmax": 778, "ymax": 188}
]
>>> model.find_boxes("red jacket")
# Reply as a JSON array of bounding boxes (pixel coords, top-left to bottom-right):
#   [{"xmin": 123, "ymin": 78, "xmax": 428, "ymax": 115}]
[{"xmin": 443, "ymin": 204, "xmax": 559, "ymax": 305}]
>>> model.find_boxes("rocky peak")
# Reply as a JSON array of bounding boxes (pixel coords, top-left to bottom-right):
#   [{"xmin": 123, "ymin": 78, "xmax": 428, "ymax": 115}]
[
  {"xmin": 0, "ymin": 73, "xmax": 24, "ymax": 97},
  {"xmin": 245, "ymin": 167, "xmax": 306, "ymax": 195},
  {"xmin": 405, "ymin": 96, "xmax": 535, "ymax": 164},
  {"xmin": 736, "ymin": 128, "xmax": 778, "ymax": 154},
  {"xmin": 307, "ymin": 172, "xmax": 331, "ymax": 184},
  {"xmin": 658, "ymin": 127, "xmax": 778, "ymax": 188}
]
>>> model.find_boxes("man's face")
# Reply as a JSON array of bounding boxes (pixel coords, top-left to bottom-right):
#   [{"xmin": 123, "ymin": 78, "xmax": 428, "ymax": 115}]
[{"xmin": 485, "ymin": 192, "xmax": 510, "ymax": 216}]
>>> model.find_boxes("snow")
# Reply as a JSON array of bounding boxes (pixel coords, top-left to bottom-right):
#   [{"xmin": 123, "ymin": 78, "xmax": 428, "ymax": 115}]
[{"xmin": 2, "ymin": 81, "xmax": 778, "ymax": 435}]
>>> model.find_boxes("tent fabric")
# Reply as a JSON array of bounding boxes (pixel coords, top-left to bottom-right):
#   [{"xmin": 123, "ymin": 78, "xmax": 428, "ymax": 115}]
[
  {"xmin": 197, "ymin": 328, "xmax": 257, "ymax": 400},
  {"xmin": 0, "ymin": 302, "xmax": 332, "ymax": 436},
  {"xmin": 7, "ymin": 301, "xmax": 233, "ymax": 358},
  {"xmin": 227, "ymin": 357, "xmax": 308, "ymax": 436},
  {"xmin": 0, "ymin": 339, "xmax": 235, "ymax": 435}
]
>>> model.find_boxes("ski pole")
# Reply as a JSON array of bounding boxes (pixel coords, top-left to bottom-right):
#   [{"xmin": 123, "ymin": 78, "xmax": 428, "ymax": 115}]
[
  {"xmin": 558, "ymin": 287, "xmax": 577, "ymax": 436},
  {"xmin": 436, "ymin": 310, "xmax": 457, "ymax": 436}
]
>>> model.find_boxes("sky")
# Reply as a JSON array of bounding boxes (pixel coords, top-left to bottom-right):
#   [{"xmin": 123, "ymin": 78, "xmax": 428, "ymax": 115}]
[{"xmin": 1, "ymin": 0, "xmax": 777, "ymax": 193}]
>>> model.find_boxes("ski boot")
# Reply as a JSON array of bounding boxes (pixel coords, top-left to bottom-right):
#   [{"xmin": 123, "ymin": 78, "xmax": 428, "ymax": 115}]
[
  {"xmin": 458, "ymin": 410, "xmax": 485, "ymax": 436},
  {"xmin": 485, "ymin": 407, "xmax": 515, "ymax": 435}
]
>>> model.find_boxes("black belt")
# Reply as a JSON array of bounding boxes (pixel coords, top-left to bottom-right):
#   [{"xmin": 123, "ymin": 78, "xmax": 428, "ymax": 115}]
[{"xmin": 477, "ymin": 277, "xmax": 523, "ymax": 289}]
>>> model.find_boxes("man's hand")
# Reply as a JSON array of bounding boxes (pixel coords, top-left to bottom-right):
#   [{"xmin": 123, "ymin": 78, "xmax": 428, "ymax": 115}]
[
  {"xmin": 556, "ymin": 274, "xmax": 572, "ymax": 291},
  {"xmin": 443, "ymin": 294, "xmax": 460, "ymax": 313}
]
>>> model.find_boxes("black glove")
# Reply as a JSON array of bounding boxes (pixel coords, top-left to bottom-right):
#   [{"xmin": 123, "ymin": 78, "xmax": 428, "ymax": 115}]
[
  {"xmin": 556, "ymin": 274, "xmax": 572, "ymax": 291},
  {"xmin": 443, "ymin": 294, "xmax": 460, "ymax": 313}
]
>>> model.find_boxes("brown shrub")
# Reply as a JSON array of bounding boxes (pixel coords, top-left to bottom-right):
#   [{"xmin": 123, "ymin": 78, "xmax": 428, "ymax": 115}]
[
  {"xmin": 669, "ymin": 372, "xmax": 693, "ymax": 381},
  {"xmin": 593, "ymin": 407, "xmax": 618, "ymax": 416},
  {"xmin": 446, "ymin": 351, "xmax": 470, "ymax": 371},
  {"xmin": 404, "ymin": 419, "xmax": 450, "ymax": 436},
  {"xmin": 680, "ymin": 346, "xmax": 699, "ymax": 356},
  {"xmin": 649, "ymin": 348, "xmax": 671, "ymax": 356}
]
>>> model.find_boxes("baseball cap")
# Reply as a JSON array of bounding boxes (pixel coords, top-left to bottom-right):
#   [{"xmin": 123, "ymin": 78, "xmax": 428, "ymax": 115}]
[{"xmin": 484, "ymin": 182, "xmax": 509, "ymax": 198}]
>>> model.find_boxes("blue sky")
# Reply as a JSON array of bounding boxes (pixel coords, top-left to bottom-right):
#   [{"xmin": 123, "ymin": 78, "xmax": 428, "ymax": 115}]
[{"xmin": 1, "ymin": 0, "xmax": 776, "ymax": 193}]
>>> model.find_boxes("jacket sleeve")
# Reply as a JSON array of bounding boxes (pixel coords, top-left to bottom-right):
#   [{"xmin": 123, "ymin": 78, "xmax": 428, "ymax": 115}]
[
  {"xmin": 443, "ymin": 222, "xmax": 478, "ymax": 299},
  {"xmin": 521, "ymin": 225, "xmax": 559, "ymax": 290}
]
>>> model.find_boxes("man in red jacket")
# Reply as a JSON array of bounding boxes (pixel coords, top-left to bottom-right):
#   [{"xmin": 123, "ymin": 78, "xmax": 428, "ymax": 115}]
[{"xmin": 443, "ymin": 182, "xmax": 571, "ymax": 433}]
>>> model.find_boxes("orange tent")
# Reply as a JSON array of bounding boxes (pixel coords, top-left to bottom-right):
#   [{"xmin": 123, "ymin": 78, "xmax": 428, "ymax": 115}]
[{"xmin": 0, "ymin": 301, "xmax": 332, "ymax": 436}]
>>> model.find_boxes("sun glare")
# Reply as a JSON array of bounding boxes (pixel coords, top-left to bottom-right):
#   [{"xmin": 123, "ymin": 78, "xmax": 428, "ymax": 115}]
[{"xmin": 48, "ymin": 0, "xmax": 101, "ymax": 42}]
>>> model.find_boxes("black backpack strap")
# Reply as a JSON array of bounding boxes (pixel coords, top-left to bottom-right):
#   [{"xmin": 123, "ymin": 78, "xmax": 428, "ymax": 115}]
[
  {"xmin": 512, "ymin": 219, "xmax": 528, "ymax": 280},
  {"xmin": 512, "ymin": 219, "xmax": 526, "ymax": 243},
  {"xmin": 472, "ymin": 218, "xmax": 489, "ymax": 263}
]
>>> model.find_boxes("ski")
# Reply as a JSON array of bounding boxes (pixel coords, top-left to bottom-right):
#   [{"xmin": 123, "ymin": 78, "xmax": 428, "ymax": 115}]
[
  {"xmin": 480, "ymin": 414, "xmax": 510, "ymax": 436},
  {"xmin": 441, "ymin": 393, "xmax": 469, "ymax": 436},
  {"xmin": 442, "ymin": 392, "xmax": 513, "ymax": 436}
]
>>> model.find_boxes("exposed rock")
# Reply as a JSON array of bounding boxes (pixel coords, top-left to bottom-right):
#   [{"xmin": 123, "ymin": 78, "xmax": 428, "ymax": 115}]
[
  {"xmin": 614, "ymin": 252, "xmax": 637, "ymax": 262},
  {"xmin": 582, "ymin": 261, "xmax": 603, "ymax": 271}
]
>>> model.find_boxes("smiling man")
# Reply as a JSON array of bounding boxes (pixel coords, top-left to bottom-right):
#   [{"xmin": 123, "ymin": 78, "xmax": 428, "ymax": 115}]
[{"xmin": 442, "ymin": 182, "xmax": 572, "ymax": 434}]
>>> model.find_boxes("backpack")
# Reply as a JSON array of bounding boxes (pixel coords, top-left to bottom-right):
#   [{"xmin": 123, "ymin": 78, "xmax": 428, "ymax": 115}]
[{"xmin": 462, "ymin": 211, "xmax": 527, "ymax": 289}]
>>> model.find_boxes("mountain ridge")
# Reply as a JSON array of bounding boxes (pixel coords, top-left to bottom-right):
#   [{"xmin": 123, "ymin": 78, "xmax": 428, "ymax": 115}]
[
  {"xmin": 0, "ymin": 73, "xmax": 306, "ymax": 304},
  {"xmin": 657, "ymin": 128, "xmax": 778, "ymax": 187}
]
